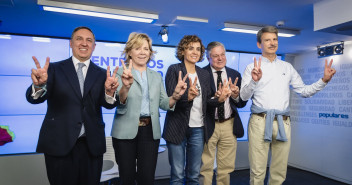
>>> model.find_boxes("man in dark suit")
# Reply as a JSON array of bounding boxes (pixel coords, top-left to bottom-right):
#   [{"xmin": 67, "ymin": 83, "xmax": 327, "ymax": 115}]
[
  {"xmin": 26, "ymin": 26, "xmax": 119, "ymax": 185},
  {"xmin": 200, "ymin": 41, "xmax": 247, "ymax": 185}
]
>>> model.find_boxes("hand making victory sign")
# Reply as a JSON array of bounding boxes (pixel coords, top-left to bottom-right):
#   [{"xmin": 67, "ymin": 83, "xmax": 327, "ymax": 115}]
[
  {"xmin": 322, "ymin": 59, "xmax": 336, "ymax": 83},
  {"xmin": 120, "ymin": 59, "xmax": 134, "ymax": 88},
  {"xmin": 216, "ymin": 79, "xmax": 232, "ymax": 102},
  {"xmin": 105, "ymin": 65, "xmax": 119, "ymax": 97},
  {"xmin": 117, "ymin": 59, "xmax": 134, "ymax": 104},
  {"xmin": 228, "ymin": 77, "xmax": 239, "ymax": 99},
  {"xmin": 188, "ymin": 76, "xmax": 199, "ymax": 101},
  {"xmin": 31, "ymin": 56, "xmax": 50, "ymax": 91},
  {"xmin": 172, "ymin": 71, "xmax": 189, "ymax": 101},
  {"xmin": 251, "ymin": 57, "xmax": 262, "ymax": 82}
]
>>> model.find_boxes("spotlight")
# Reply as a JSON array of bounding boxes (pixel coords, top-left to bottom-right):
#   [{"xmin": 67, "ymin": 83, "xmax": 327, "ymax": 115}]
[
  {"xmin": 334, "ymin": 44, "xmax": 344, "ymax": 54},
  {"xmin": 317, "ymin": 47, "xmax": 325, "ymax": 57},
  {"xmin": 159, "ymin": 25, "xmax": 169, "ymax": 44},
  {"xmin": 325, "ymin": 46, "xmax": 334, "ymax": 56},
  {"xmin": 317, "ymin": 41, "xmax": 344, "ymax": 58}
]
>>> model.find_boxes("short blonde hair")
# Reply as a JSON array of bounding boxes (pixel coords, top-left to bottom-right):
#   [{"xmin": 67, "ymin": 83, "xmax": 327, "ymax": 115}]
[{"xmin": 123, "ymin": 32, "xmax": 155, "ymax": 63}]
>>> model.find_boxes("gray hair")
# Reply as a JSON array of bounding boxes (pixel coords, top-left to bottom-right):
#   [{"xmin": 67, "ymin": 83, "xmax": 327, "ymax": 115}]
[{"xmin": 206, "ymin": 41, "xmax": 226, "ymax": 59}]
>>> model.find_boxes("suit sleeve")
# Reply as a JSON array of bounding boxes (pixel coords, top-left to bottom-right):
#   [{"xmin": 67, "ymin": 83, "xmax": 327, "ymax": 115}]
[
  {"xmin": 101, "ymin": 69, "xmax": 120, "ymax": 110},
  {"xmin": 159, "ymin": 74, "xmax": 172, "ymax": 111},
  {"xmin": 204, "ymin": 71, "xmax": 222, "ymax": 107},
  {"xmin": 26, "ymin": 63, "xmax": 54, "ymax": 104},
  {"xmin": 112, "ymin": 73, "xmax": 127, "ymax": 114},
  {"xmin": 230, "ymin": 72, "xmax": 247, "ymax": 108}
]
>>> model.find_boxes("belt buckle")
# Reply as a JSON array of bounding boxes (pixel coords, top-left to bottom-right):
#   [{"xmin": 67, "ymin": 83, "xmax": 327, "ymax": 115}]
[{"xmin": 138, "ymin": 121, "xmax": 147, "ymax": 126}]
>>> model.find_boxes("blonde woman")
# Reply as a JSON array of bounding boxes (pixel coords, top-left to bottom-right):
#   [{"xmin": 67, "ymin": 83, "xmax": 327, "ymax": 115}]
[{"xmin": 111, "ymin": 32, "xmax": 187, "ymax": 185}]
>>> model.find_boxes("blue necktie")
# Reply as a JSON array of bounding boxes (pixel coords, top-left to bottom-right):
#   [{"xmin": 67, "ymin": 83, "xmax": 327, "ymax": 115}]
[
  {"xmin": 77, "ymin": 63, "xmax": 85, "ymax": 137},
  {"xmin": 77, "ymin": 63, "xmax": 85, "ymax": 96}
]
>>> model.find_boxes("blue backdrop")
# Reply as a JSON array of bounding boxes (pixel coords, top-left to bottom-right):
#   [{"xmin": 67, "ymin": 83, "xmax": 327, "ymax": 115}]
[{"xmin": 0, "ymin": 34, "xmax": 270, "ymax": 155}]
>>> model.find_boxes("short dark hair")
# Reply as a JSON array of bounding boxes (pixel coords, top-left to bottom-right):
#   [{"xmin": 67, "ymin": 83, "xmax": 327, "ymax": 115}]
[
  {"xmin": 257, "ymin": 26, "xmax": 278, "ymax": 44},
  {"xmin": 176, "ymin": 35, "xmax": 205, "ymax": 62},
  {"xmin": 206, "ymin": 41, "xmax": 225, "ymax": 59},
  {"xmin": 71, "ymin": 26, "xmax": 95, "ymax": 41}
]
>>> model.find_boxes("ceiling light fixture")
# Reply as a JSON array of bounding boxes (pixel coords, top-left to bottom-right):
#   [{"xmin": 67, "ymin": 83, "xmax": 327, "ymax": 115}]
[
  {"xmin": 37, "ymin": 0, "xmax": 158, "ymax": 23},
  {"xmin": 176, "ymin": 16, "xmax": 208, "ymax": 23},
  {"xmin": 317, "ymin": 41, "xmax": 344, "ymax": 58},
  {"xmin": 0, "ymin": 34, "xmax": 11, "ymax": 39},
  {"xmin": 222, "ymin": 23, "xmax": 300, "ymax": 37},
  {"xmin": 32, "ymin": 37, "xmax": 51, "ymax": 42},
  {"xmin": 159, "ymin": 25, "xmax": 169, "ymax": 44}
]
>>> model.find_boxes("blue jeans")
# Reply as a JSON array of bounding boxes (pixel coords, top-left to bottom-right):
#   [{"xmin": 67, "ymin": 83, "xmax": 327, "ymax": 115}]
[{"xmin": 167, "ymin": 127, "xmax": 204, "ymax": 185}]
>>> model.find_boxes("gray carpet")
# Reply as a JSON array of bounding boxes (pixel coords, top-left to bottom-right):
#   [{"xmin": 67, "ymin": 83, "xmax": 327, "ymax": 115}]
[{"xmin": 100, "ymin": 166, "xmax": 348, "ymax": 185}]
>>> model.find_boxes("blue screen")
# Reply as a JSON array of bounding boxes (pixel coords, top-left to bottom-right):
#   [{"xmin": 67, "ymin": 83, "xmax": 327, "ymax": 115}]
[{"xmin": 0, "ymin": 34, "xmax": 268, "ymax": 155}]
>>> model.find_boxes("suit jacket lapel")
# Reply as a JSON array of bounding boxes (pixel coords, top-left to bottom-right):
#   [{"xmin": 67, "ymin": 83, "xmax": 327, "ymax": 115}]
[
  {"xmin": 180, "ymin": 62, "xmax": 189, "ymax": 84},
  {"xmin": 146, "ymin": 68, "xmax": 154, "ymax": 103},
  {"xmin": 195, "ymin": 66, "xmax": 206, "ymax": 99},
  {"xmin": 61, "ymin": 58, "xmax": 82, "ymax": 98},
  {"xmin": 205, "ymin": 64, "xmax": 216, "ymax": 93},
  {"xmin": 225, "ymin": 66, "xmax": 234, "ymax": 81},
  {"xmin": 132, "ymin": 69, "xmax": 141, "ymax": 85},
  {"xmin": 83, "ymin": 61, "xmax": 100, "ymax": 97}
]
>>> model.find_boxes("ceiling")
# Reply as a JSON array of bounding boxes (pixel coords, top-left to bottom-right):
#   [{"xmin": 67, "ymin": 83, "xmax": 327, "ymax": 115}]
[{"xmin": 1, "ymin": 0, "xmax": 352, "ymax": 54}]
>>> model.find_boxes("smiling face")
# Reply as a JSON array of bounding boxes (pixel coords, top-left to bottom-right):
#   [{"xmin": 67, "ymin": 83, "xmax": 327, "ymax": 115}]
[
  {"xmin": 257, "ymin": 32, "xmax": 278, "ymax": 57},
  {"xmin": 208, "ymin": 45, "xmax": 227, "ymax": 71},
  {"xmin": 70, "ymin": 28, "xmax": 96, "ymax": 62},
  {"xmin": 128, "ymin": 39, "xmax": 151, "ymax": 68},
  {"xmin": 183, "ymin": 42, "xmax": 201, "ymax": 65}
]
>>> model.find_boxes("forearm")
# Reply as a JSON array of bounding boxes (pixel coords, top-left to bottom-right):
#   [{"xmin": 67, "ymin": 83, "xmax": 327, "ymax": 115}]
[
  {"xmin": 298, "ymin": 78, "xmax": 327, "ymax": 98},
  {"xmin": 118, "ymin": 85, "xmax": 130, "ymax": 104},
  {"xmin": 240, "ymin": 79, "xmax": 256, "ymax": 101},
  {"xmin": 26, "ymin": 85, "xmax": 47, "ymax": 104},
  {"xmin": 169, "ymin": 96, "xmax": 177, "ymax": 108},
  {"xmin": 231, "ymin": 95, "xmax": 247, "ymax": 108}
]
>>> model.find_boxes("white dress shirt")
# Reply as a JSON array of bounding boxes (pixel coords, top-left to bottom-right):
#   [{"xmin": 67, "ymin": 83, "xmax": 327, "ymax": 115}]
[
  {"xmin": 72, "ymin": 56, "xmax": 90, "ymax": 80},
  {"xmin": 240, "ymin": 56, "xmax": 327, "ymax": 111}
]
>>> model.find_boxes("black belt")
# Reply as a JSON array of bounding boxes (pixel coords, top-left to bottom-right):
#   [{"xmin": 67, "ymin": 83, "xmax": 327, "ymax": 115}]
[
  {"xmin": 255, "ymin": 113, "xmax": 289, "ymax": 121},
  {"xmin": 216, "ymin": 113, "xmax": 235, "ymax": 123},
  {"xmin": 139, "ymin": 116, "xmax": 151, "ymax": 126}
]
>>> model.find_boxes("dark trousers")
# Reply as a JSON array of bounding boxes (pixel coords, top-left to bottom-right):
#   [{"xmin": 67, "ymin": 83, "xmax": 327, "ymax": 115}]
[
  {"xmin": 44, "ymin": 137, "xmax": 103, "ymax": 185},
  {"xmin": 112, "ymin": 124, "xmax": 160, "ymax": 185}
]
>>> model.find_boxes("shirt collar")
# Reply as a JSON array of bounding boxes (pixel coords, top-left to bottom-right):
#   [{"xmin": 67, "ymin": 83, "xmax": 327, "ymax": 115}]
[
  {"xmin": 132, "ymin": 67, "xmax": 147, "ymax": 74},
  {"xmin": 261, "ymin": 56, "xmax": 278, "ymax": 63},
  {"xmin": 210, "ymin": 65, "xmax": 226, "ymax": 73},
  {"xmin": 72, "ymin": 56, "xmax": 90, "ymax": 68}
]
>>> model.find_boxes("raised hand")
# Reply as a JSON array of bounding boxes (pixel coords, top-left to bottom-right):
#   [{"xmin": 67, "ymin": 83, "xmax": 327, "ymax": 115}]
[
  {"xmin": 188, "ymin": 76, "xmax": 199, "ymax": 101},
  {"xmin": 214, "ymin": 88, "xmax": 221, "ymax": 99},
  {"xmin": 105, "ymin": 65, "xmax": 119, "ymax": 97},
  {"xmin": 218, "ymin": 79, "xmax": 231, "ymax": 102},
  {"xmin": 251, "ymin": 57, "xmax": 262, "ymax": 82},
  {"xmin": 172, "ymin": 71, "xmax": 188, "ymax": 101},
  {"xmin": 120, "ymin": 59, "xmax": 134, "ymax": 88},
  {"xmin": 229, "ymin": 77, "xmax": 239, "ymax": 99},
  {"xmin": 31, "ymin": 56, "xmax": 50, "ymax": 88},
  {"xmin": 322, "ymin": 59, "xmax": 336, "ymax": 83}
]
